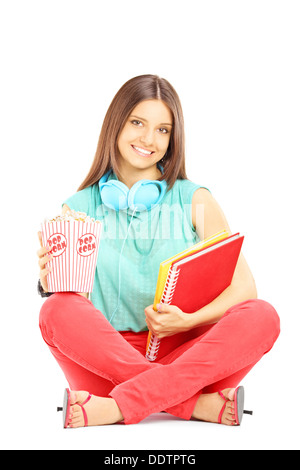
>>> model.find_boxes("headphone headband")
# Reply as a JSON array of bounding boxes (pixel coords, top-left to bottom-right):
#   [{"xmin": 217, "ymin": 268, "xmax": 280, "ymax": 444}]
[{"xmin": 99, "ymin": 168, "xmax": 167, "ymax": 212}]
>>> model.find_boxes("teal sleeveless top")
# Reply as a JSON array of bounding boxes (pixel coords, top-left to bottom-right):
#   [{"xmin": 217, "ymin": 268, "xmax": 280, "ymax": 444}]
[{"xmin": 63, "ymin": 176, "xmax": 206, "ymax": 332}]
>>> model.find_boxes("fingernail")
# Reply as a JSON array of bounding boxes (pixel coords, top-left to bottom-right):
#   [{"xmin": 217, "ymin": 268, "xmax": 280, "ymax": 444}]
[{"xmin": 156, "ymin": 303, "xmax": 161, "ymax": 311}]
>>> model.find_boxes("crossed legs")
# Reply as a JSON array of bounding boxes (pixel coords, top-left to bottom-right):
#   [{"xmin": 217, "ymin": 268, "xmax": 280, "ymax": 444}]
[{"xmin": 39, "ymin": 293, "xmax": 280, "ymax": 425}]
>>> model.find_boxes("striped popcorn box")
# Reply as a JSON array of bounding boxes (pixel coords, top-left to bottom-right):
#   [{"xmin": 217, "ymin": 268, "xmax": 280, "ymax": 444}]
[{"xmin": 41, "ymin": 211, "xmax": 102, "ymax": 293}]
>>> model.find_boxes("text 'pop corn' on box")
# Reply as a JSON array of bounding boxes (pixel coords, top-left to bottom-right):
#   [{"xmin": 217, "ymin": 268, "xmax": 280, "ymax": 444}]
[{"xmin": 41, "ymin": 210, "xmax": 102, "ymax": 293}]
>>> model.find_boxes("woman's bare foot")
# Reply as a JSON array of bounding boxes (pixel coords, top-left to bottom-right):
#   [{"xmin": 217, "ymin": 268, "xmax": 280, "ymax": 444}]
[
  {"xmin": 67, "ymin": 391, "xmax": 124, "ymax": 428},
  {"xmin": 192, "ymin": 388, "xmax": 237, "ymax": 425}
]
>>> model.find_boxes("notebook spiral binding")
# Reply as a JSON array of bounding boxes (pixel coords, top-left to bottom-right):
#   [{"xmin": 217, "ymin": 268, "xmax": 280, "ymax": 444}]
[
  {"xmin": 161, "ymin": 267, "xmax": 180, "ymax": 304},
  {"xmin": 146, "ymin": 334, "xmax": 161, "ymax": 361},
  {"xmin": 146, "ymin": 267, "xmax": 181, "ymax": 361}
]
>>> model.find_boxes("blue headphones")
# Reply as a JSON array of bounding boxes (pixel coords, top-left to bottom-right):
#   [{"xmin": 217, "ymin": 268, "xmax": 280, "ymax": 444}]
[{"xmin": 99, "ymin": 168, "xmax": 167, "ymax": 212}]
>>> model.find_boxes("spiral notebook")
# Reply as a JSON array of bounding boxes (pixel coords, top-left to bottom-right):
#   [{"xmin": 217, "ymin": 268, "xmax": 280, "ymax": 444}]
[
  {"xmin": 152, "ymin": 230, "xmax": 229, "ymax": 311},
  {"xmin": 146, "ymin": 232, "xmax": 244, "ymax": 361}
]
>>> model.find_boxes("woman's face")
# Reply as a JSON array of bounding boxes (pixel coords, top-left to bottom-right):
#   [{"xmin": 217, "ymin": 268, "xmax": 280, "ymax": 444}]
[{"xmin": 117, "ymin": 99, "xmax": 173, "ymax": 174}]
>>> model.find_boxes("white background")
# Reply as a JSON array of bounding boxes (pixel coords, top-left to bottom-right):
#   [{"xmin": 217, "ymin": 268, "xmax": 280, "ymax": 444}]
[{"xmin": 1, "ymin": 0, "xmax": 299, "ymax": 450}]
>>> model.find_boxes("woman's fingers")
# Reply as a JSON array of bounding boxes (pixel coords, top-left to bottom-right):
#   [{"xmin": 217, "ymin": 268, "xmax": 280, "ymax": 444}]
[
  {"xmin": 37, "ymin": 231, "xmax": 51, "ymax": 292},
  {"xmin": 37, "ymin": 245, "xmax": 50, "ymax": 258},
  {"xmin": 38, "ymin": 253, "xmax": 52, "ymax": 269},
  {"xmin": 40, "ymin": 267, "xmax": 51, "ymax": 278},
  {"xmin": 37, "ymin": 232, "xmax": 51, "ymax": 263},
  {"xmin": 38, "ymin": 231, "xmax": 43, "ymax": 247}
]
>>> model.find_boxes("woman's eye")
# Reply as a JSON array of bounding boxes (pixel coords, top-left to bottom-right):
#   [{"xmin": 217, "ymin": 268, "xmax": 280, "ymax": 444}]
[
  {"xmin": 130, "ymin": 120, "xmax": 169, "ymax": 134},
  {"xmin": 158, "ymin": 127, "xmax": 169, "ymax": 134},
  {"xmin": 131, "ymin": 120, "xmax": 142, "ymax": 126}
]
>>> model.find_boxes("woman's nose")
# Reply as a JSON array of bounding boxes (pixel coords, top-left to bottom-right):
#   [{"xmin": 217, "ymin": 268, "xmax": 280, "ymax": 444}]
[{"xmin": 140, "ymin": 129, "xmax": 155, "ymax": 146}]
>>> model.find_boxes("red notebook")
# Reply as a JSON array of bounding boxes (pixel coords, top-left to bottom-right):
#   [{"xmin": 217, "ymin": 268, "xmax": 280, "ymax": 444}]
[
  {"xmin": 146, "ymin": 233, "xmax": 244, "ymax": 361},
  {"xmin": 165, "ymin": 233, "xmax": 244, "ymax": 313}
]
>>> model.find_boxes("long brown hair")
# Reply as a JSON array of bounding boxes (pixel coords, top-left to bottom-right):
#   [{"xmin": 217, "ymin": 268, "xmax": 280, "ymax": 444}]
[{"xmin": 78, "ymin": 74, "xmax": 187, "ymax": 191}]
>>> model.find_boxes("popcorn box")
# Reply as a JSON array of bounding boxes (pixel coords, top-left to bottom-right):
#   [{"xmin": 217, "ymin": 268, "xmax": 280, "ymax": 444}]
[{"xmin": 41, "ymin": 211, "xmax": 102, "ymax": 293}]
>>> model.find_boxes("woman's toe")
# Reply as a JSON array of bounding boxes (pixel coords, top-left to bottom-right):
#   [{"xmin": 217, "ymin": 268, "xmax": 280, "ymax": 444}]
[
  {"xmin": 227, "ymin": 388, "xmax": 235, "ymax": 401},
  {"xmin": 69, "ymin": 391, "xmax": 78, "ymax": 405}
]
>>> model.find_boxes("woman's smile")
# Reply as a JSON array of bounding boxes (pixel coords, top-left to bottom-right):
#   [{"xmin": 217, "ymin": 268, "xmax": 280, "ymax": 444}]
[{"xmin": 131, "ymin": 145, "xmax": 155, "ymax": 157}]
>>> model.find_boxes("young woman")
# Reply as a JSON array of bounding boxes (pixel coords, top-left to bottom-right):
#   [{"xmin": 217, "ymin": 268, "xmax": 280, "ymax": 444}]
[{"xmin": 38, "ymin": 75, "xmax": 280, "ymax": 427}]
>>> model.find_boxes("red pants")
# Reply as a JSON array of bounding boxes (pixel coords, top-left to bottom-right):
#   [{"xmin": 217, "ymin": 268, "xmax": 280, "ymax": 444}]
[{"xmin": 39, "ymin": 293, "xmax": 280, "ymax": 424}]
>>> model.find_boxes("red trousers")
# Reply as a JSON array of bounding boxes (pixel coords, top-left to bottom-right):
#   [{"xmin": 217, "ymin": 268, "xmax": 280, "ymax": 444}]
[{"xmin": 39, "ymin": 293, "xmax": 280, "ymax": 424}]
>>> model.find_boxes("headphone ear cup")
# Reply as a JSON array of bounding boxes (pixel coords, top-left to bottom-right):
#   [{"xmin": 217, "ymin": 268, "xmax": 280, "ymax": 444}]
[
  {"xmin": 99, "ymin": 170, "xmax": 167, "ymax": 212},
  {"xmin": 128, "ymin": 180, "xmax": 167, "ymax": 211},
  {"xmin": 99, "ymin": 180, "xmax": 129, "ymax": 211}
]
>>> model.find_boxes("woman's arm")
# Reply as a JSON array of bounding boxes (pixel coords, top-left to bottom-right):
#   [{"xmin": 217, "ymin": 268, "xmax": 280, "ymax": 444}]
[
  {"xmin": 145, "ymin": 188, "xmax": 257, "ymax": 338},
  {"xmin": 187, "ymin": 188, "xmax": 257, "ymax": 328}
]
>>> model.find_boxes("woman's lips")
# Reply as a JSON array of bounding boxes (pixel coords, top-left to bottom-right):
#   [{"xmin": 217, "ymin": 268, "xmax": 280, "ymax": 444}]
[{"xmin": 131, "ymin": 145, "xmax": 155, "ymax": 157}]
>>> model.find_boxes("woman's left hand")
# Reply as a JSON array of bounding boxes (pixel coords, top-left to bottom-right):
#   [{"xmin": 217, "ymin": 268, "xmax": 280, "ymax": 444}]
[{"xmin": 144, "ymin": 303, "xmax": 191, "ymax": 339}]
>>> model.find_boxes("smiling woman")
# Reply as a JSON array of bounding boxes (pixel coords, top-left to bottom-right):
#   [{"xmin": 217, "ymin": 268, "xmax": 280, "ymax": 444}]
[
  {"xmin": 117, "ymin": 100, "xmax": 173, "ymax": 187},
  {"xmin": 77, "ymin": 75, "xmax": 187, "ymax": 191},
  {"xmin": 38, "ymin": 74, "xmax": 280, "ymax": 430}
]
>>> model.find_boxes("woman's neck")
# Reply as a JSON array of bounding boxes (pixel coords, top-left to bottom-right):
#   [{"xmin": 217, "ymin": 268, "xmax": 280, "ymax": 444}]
[{"xmin": 117, "ymin": 164, "xmax": 162, "ymax": 189}]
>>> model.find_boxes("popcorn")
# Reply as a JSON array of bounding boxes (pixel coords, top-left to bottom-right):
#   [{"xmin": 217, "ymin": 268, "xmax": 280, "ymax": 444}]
[
  {"xmin": 41, "ymin": 210, "xmax": 102, "ymax": 293},
  {"xmin": 45, "ymin": 209, "xmax": 101, "ymax": 224}
]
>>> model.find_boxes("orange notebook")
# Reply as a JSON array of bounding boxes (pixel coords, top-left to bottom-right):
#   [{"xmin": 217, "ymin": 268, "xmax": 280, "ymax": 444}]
[{"xmin": 145, "ymin": 233, "xmax": 244, "ymax": 361}]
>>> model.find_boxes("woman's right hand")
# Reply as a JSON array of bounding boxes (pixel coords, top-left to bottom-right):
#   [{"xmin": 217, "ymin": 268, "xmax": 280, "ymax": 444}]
[{"xmin": 37, "ymin": 231, "xmax": 52, "ymax": 292}]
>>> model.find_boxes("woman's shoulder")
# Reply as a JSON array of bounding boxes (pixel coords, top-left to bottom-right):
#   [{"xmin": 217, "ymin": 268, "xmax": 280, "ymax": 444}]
[{"xmin": 169, "ymin": 178, "xmax": 210, "ymax": 204}]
